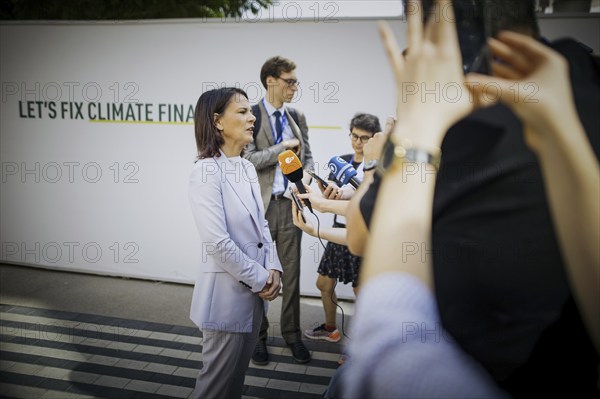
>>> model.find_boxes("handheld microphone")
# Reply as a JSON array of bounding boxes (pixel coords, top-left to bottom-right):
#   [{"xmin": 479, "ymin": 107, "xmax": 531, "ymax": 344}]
[
  {"xmin": 328, "ymin": 156, "xmax": 361, "ymax": 189},
  {"xmin": 278, "ymin": 150, "xmax": 313, "ymax": 213}
]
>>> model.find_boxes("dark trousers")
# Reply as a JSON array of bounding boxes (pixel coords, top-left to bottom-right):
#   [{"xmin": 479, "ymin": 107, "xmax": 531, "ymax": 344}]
[{"xmin": 260, "ymin": 197, "xmax": 303, "ymax": 344}]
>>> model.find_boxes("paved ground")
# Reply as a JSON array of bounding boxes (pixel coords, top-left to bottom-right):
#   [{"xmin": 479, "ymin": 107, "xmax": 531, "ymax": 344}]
[{"xmin": 0, "ymin": 264, "xmax": 354, "ymax": 399}]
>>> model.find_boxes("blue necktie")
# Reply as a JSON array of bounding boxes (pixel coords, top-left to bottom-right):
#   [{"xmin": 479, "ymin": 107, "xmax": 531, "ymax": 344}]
[
  {"xmin": 273, "ymin": 110, "xmax": 283, "ymax": 144},
  {"xmin": 274, "ymin": 111, "xmax": 288, "ymax": 189}
]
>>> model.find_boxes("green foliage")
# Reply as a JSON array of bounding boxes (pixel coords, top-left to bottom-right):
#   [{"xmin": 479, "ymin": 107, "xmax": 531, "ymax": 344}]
[{"xmin": 0, "ymin": 0, "xmax": 273, "ymax": 20}]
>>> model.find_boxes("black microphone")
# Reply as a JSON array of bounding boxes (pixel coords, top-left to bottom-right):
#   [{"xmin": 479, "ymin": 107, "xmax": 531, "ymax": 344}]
[
  {"xmin": 328, "ymin": 156, "xmax": 361, "ymax": 189},
  {"xmin": 278, "ymin": 150, "xmax": 313, "ymax": 213}
]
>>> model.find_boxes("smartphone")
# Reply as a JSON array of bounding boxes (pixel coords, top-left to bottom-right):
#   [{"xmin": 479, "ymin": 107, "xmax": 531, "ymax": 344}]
[
  {"xmin": 290, "ymin": 190, "xmax": 307, "ymax": 223},
  {"xmin": 452, "ymin": 0, "xmax": 491, "ymax": 74},
  {"xmin": 306, "ymin": 170, "xmax": 329, "ymax": 188}
]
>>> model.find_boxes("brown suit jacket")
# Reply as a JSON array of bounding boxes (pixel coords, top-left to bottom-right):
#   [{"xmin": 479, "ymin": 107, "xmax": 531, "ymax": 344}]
[{"xmin": 243, "ymin": 99, "xmax": 314, "ymax": 211}]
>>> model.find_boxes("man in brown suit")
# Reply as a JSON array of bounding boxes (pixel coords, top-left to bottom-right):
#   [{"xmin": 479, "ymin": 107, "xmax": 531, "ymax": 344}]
[{"xmin": 244, "ymin": 56, "xmax": 313, "ymax": 364}]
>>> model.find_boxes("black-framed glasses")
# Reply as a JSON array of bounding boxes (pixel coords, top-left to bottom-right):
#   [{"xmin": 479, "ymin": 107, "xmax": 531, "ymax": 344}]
[
  {"xmin": 278, "ymin": 77, "xmax": 299, "ymax": 87},
  {"xmin": 349, "ymin": 133, "xmax": 372, "ymax": 144}
]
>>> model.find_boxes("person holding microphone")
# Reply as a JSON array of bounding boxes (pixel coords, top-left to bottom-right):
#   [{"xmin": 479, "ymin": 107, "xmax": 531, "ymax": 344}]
[{"xmin": 297, "ymin": 113, "xmax": 380, "ymax": 343}]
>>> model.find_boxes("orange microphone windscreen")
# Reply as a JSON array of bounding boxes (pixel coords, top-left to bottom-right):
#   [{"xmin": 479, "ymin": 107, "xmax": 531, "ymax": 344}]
[{"xmin": 278, "ymin": 150, "xmax": 303, "ymax": 178}]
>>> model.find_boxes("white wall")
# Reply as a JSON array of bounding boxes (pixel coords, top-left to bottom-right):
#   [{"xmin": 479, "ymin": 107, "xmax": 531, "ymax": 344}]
[
  {"xmin": 1, "ymin": 15, "xmax": 598, "ymax": 299},
  {"xmin": 0, "ymin": 19, "xmax": 402, "ymax": 299}
]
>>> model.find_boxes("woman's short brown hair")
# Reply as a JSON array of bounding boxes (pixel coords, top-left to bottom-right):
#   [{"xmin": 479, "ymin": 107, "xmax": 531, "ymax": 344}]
[{"xmin": 194, "ymin": 87, "xmax": 248, "ymax": 159}]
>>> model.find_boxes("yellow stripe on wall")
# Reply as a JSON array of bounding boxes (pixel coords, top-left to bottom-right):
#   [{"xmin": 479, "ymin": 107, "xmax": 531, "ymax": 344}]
[{"xmin": 89, "ymin": 119, "xmax": 342, "ymax": 130}]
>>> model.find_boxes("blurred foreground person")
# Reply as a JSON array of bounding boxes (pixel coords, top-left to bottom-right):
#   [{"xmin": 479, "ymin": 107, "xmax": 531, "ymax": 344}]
[{"xmin": 342, "ymin": 0, "xmax": 599, "ymax": 397}]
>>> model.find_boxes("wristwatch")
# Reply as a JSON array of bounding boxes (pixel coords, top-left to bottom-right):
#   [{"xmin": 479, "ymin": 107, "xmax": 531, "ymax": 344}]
[
  {"xmin": 363, "ymin": 159, "xmax": 378, "ymax": 172},
  {"xmin": 376, "ymin": 135, "xmax": 441, "ymax": 176}
]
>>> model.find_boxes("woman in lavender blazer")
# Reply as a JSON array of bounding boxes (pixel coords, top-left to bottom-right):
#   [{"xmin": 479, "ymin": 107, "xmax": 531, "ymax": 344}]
[{"xmin": 188, "ymin": 87, "xmax": 283, "ymax": 399}]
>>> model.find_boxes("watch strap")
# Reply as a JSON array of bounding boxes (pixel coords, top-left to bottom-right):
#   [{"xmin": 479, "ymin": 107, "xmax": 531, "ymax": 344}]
[
  {"xmin": 363, "ymin": 159, "xmax": 378, "ymax": 171},
  {"xmin": 377, "ymin": 137, "xmax": 442, "ymax": 176}
]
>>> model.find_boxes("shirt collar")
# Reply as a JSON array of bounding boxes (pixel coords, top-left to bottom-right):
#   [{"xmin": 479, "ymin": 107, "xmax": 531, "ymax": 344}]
[{"xmin": 263, "ymin": 98, "xmax": 285, "ymax": 117}]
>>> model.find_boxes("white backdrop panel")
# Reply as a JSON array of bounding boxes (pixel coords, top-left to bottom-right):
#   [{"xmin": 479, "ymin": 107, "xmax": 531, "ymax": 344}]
[
  {"xmin": 1, "ymin": 16, "xmax": 598, "ymax": 299},
  {"xmin": 0, "ymin": 19, "xmax": 402, "ymax": 299}
]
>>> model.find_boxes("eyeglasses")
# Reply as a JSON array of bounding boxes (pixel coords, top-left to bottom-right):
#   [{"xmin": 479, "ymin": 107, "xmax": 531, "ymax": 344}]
[
  {"xmin": 349, "ymin": 133, "xmax": 372, "ymax": 144},
  {"xmin": 278, "ymin": 77, "xmax": 299, "ymax": 87}
]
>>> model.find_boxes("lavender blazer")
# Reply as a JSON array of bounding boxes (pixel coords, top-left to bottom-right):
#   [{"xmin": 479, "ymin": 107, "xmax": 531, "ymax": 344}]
[{"xmin": 188, "ymin": 152, "xmax": 282, "ymax": 333}]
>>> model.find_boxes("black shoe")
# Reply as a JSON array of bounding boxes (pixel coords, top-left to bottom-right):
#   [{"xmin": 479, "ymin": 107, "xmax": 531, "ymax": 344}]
[
  {"xmin": 290, "ymin": 341, "xmax": 311, "ymax": 364},
  {"xmin": 252, "ymin": 340, "xmax": 269, "ymax": 365}
]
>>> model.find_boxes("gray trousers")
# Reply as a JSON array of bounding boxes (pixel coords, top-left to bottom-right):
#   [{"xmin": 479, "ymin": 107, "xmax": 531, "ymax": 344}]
[
  {"xmin": 192, "ymin": 295, "xmax": 263, "ymax": 399},
  {"xmin": 260, "ymin": 198, "xmax": 303, "ymax": 344}
]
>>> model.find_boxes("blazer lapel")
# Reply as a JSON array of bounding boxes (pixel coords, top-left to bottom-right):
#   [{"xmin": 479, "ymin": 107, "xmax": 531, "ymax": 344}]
[
  {"xmin": 214, "ymin": 155, "xmax": 262, "ymax": 236},
  {"xmin": 285, "ymin": 108, "xmax": 301, "ymax": 140},
  {"xmin": 258, "ymin": 101, "xmax": 275, "ymax": 146},
  {"xmin": 250, "ymin": 173, "xmax": 266, "ymax": 220},
  {"xmin": 285, "ymin": 108, "xmax": 303, "ymax": 160}
]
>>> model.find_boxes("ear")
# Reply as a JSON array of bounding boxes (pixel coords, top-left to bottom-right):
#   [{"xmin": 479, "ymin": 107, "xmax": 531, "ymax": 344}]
[
  {"xmin": 266, "ymin": 76, "xmax": 277, "ymax": 87},
  {"xmin": 214, "ymin": 113, "xmax": 223, "ymax": 131}
]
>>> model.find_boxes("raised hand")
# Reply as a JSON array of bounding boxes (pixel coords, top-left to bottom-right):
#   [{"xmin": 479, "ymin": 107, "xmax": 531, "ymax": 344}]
[
  {"xmin": 379, "ymin": 0, "xmax": 474, "ymax": 150},
  {"xmin": 466, "ymin": 31, "xmax": 576, "ymax": 152}
]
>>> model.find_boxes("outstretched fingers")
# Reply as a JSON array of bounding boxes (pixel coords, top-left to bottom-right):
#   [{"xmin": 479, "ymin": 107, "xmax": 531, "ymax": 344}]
[
  {"xmin": 405, "ymin": 0, "xmax": 424, "ymax": 54},
  {"xmin": 426, "ymin": 1, "xmax": 451, "ymax": 44},
  {"xmin": 487, "ymin": 37, "xmax": 532, "ymax": 78},
  {"xmin": 378, "ymin": 21, "xmax": 404, "ymax": 82},
  {"xmin": 384, "ymin": 116, "xmax": 396, "ymax": 137},
  {"xmin": 496, "ymin": 31, "xmax": 552, "ymax": 61}
]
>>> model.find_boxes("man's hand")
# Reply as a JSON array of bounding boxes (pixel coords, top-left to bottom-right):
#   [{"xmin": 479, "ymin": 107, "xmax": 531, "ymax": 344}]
[
  {"xmin": 283, "ymin": 139, "xmax": 301, "ymax": 154},
  {"xmin": 259, "ymin": 269, "xmax": 281, "ymax": 301}
]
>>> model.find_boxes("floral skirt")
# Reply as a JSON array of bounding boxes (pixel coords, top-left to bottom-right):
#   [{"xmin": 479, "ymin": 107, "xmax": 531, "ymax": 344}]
[{"xmin": 317, "ymin": 241, "xmax": 362, "ymax": 287}]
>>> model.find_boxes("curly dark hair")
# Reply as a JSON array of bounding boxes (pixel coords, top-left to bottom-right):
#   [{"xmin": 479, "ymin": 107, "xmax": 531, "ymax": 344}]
[{"xmin": 349, "ymin": 113, "xmax": 381, "ymax": 135}]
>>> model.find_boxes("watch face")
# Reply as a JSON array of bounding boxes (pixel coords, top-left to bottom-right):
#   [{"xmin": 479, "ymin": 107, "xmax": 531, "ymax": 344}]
[{"xmin": 363, "ymin": 159, "xmax": 377, "ymax": 171}]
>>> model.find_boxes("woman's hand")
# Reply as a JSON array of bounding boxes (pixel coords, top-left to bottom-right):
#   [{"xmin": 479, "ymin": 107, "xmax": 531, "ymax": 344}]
[
  {"xmin": 466, "ymin": 31, "xmax": 576, "ymax": 153},
  {"xmin": 259, "ymin": 269, "xmax": 281, "ymax": 301},
  {"xmin": 364, "ymin": 115, "xmax": 395, "ymax": 164},
  {"xmin": 363, "ymin": 132, "xmax": 387, "ymax": 165},
  {"xmin": 379, "ymin": 0, "xmax": 474, "ymax": 150},
  {"xmin": 291, "ymin": 200, "xmax": 316, "ymax": 236},
  {"xmin": 321, "ymin": 181, "xmax": 341, "ymax": 200},
  {"xmin": 294, "ymin": 184, "xmax": 329, "ymax": 212},
  {"xmin": 315, "ymin": 179, "xmax": 327, "ymax": 194}
]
